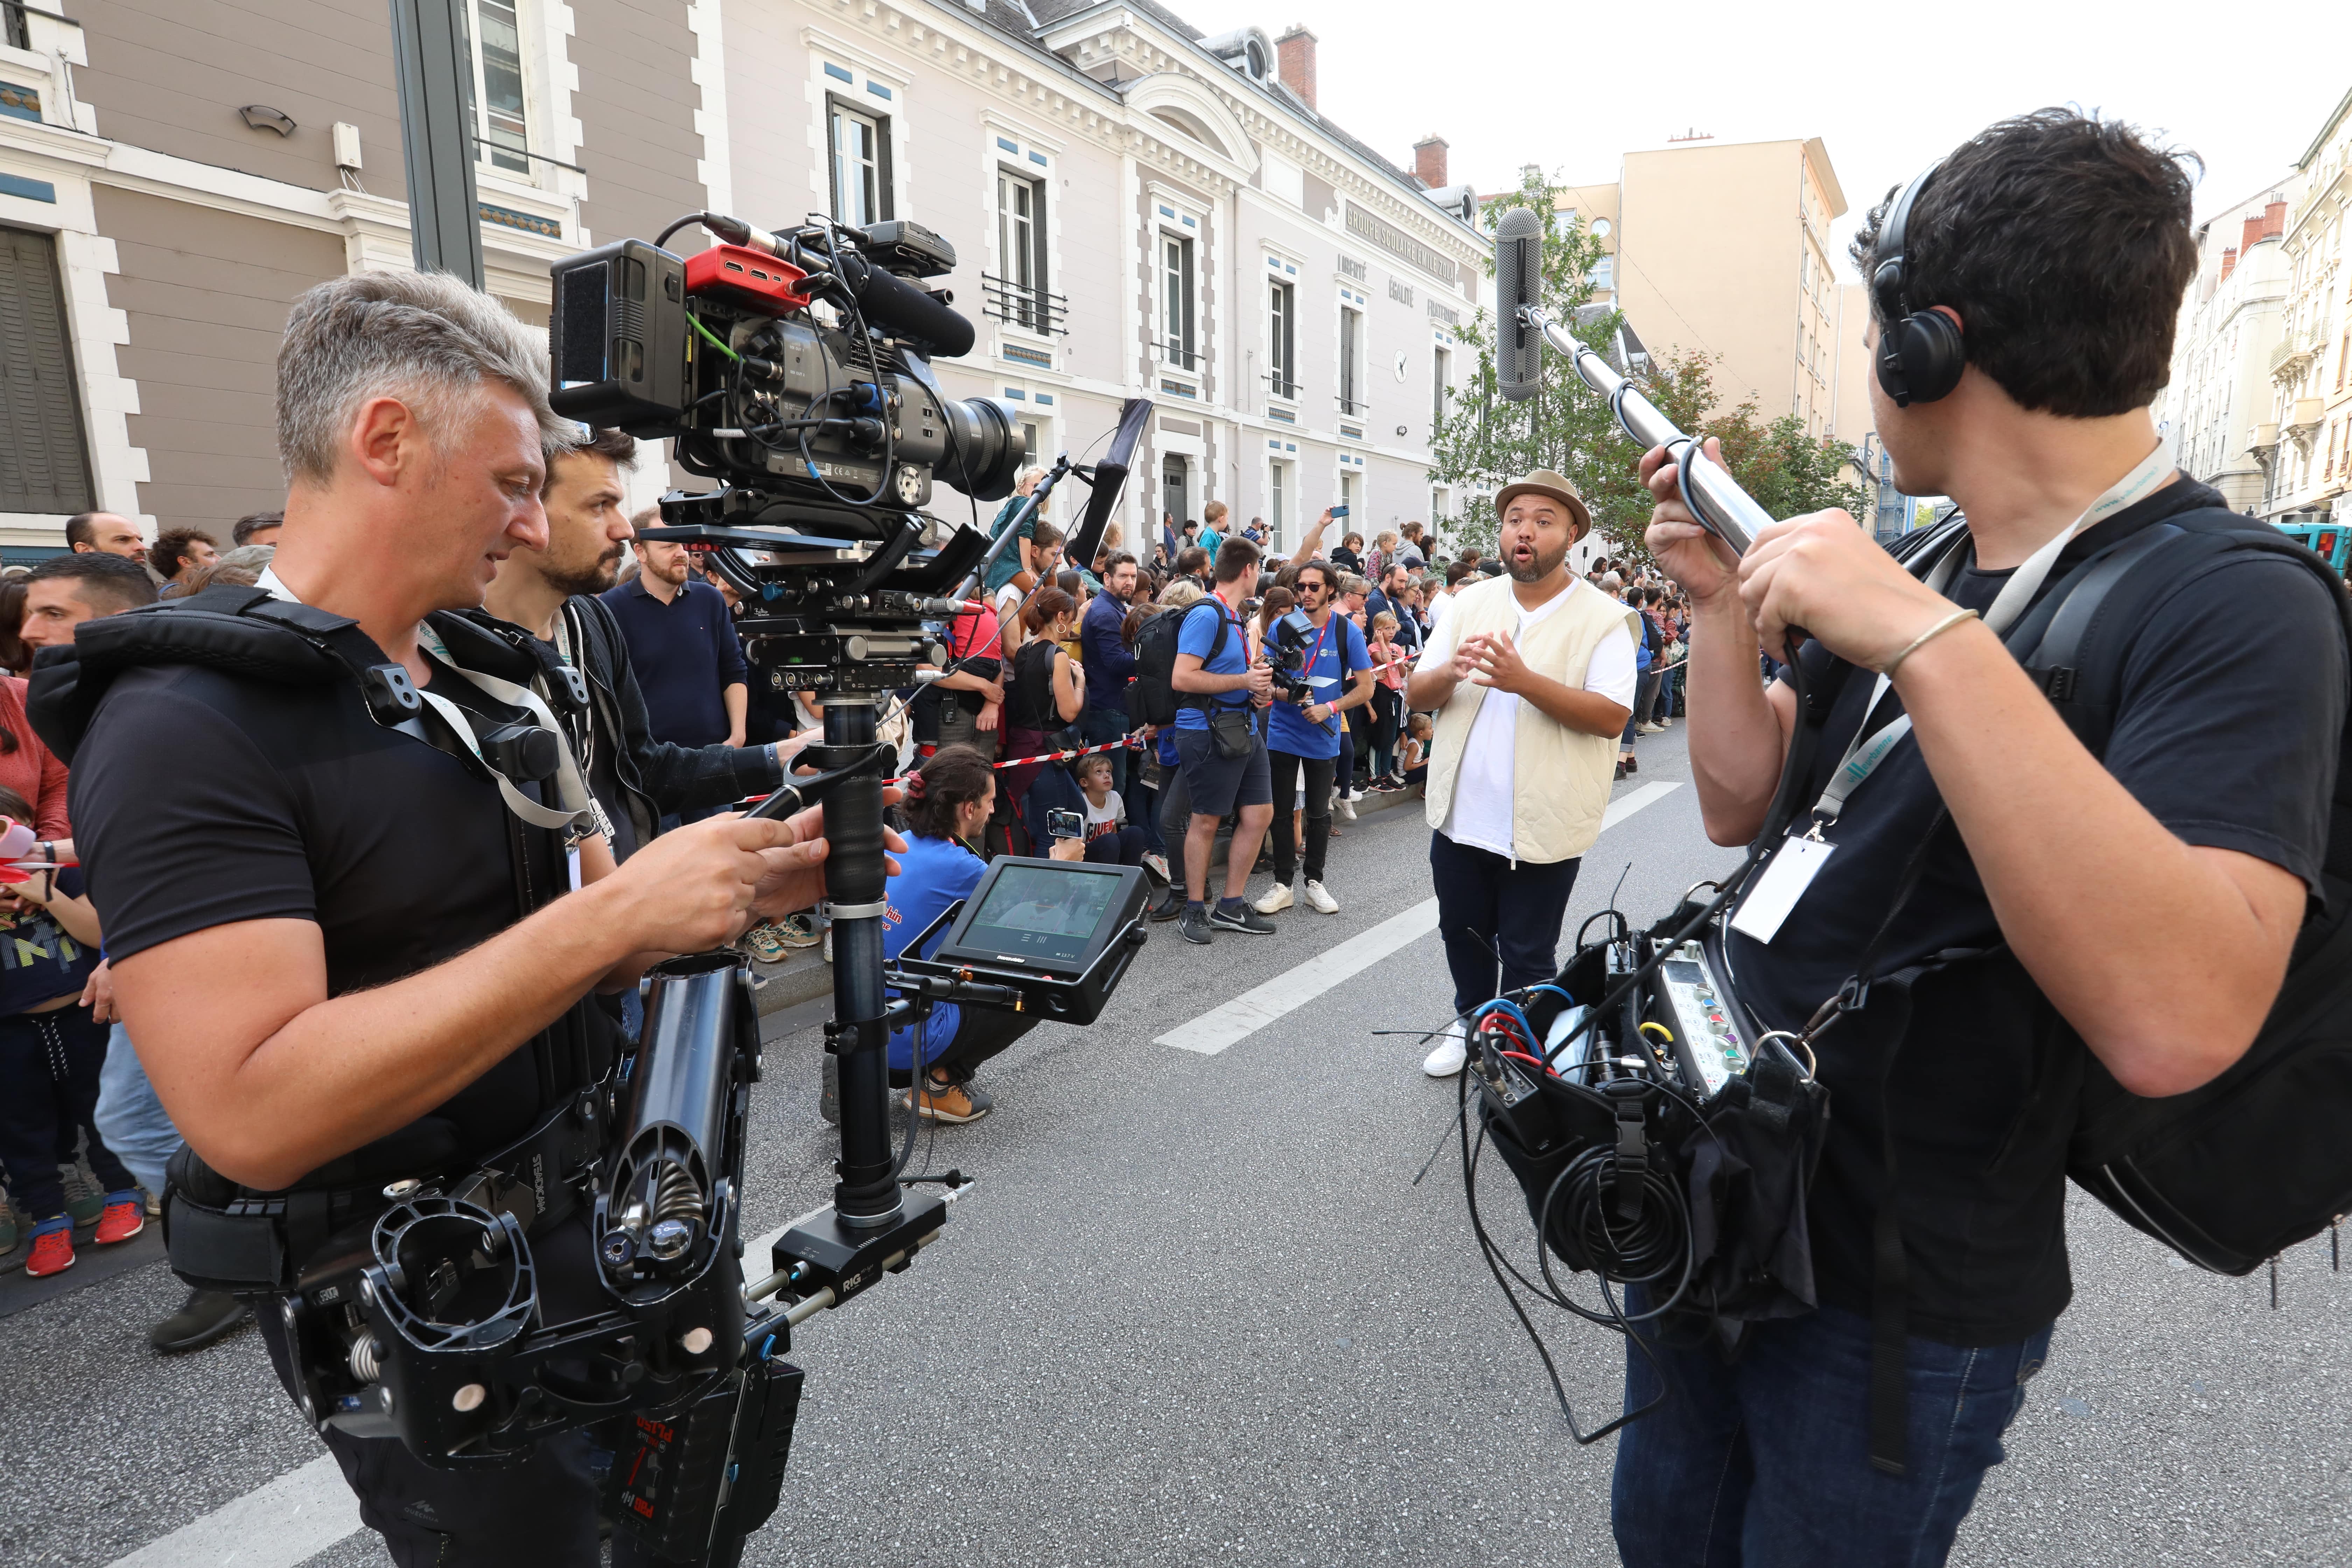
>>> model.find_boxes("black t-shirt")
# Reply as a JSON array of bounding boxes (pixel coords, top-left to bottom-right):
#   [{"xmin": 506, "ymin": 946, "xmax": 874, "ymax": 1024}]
[
  {"xmin": 1729, "ymin": 480, "xmax": 2347, "ymax": 1344},
  {"xmin": 71, "ymin": 658, "xmax": 569, "ymax": 1185}
]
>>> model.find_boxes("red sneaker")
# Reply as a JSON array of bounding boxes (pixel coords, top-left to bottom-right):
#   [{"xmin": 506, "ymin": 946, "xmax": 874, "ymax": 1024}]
[
  {"xmin": 94, "ymin": 1197, "xmax": 146, "ymax": 1246},
  {"xmin": 25, "ymin": 1223, "xmax": 74, "ymax": 1278}
]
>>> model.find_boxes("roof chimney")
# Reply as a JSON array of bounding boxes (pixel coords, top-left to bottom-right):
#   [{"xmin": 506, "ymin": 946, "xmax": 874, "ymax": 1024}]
[
  {"xmin": 1275, "ymin": 25, "xmax": 1316, "ymax": 111},
  {"xmin": 2219, "ymin": 245, "xmax": 2239, "ymax": 284},
  {"xmin": 1413, "ymin": 135, "xmax": 1448, "ymax": 190},
  {"xmin": 2261, "ymin": 198, "xmax": 2287, "ymax": 240}
]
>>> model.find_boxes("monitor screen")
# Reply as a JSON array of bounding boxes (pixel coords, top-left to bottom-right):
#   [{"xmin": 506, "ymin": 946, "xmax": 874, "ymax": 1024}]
[{"xmin": 958, "ymin": 863, "xmax": 1125, "ymax": 968}]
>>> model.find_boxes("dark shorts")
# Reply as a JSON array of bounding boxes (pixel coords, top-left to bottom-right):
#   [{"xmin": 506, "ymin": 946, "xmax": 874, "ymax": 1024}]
[{"xmin": 1174, "ymin": 722, "xmax": 1272, "ymax": 816}]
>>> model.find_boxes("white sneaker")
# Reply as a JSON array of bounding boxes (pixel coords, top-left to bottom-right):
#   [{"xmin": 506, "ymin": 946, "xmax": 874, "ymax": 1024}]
[
  {"xmin": 1253, "ymin": 882, "xmax": 1294, "ymax": 914},
  {"xmin": 1348, "ymin": 787, "xmax": 1366, "ymax": 802},
  {"xmin": 1638, "ymin": 722, "xmax": 1665, "ymax": 735},
  {"xmin": 1422, "ymin": 1020, "xmax": 1468, "ymax": 1077},
  {"xmin": 1143, "ymin": 851, "xmax": 1171, "ymax": 883},
  {"xmin": 1334, "ymin": 794, "xmax": 1357, "ymax": 822},
  {"xmin": 1302, "ymin": 879, "xmax": 1339, "ymax": 914}
]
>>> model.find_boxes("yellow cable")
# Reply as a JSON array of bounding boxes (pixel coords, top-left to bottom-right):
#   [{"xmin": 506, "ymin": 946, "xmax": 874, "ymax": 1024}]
[{"xmin": 1638, "ymin": 1022, "xmax": 1675, "ymax": 1045}]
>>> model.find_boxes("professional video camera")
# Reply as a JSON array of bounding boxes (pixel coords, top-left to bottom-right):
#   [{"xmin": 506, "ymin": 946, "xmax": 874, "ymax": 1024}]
[
  {"xmin": 1263, "ymin": 609, "xmax": 1318, "ymax": 702},
  {"xmin": 265, "ymin": 210, "xmax": 1158, "ymax": 1564},
  {"xmin": 549, "ymin": 212, "xmax": 1023, "ymax": 524}
]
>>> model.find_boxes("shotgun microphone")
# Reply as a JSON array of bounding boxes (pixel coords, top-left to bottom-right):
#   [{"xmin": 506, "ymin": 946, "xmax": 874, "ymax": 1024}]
[{"xmin": 1494, "ymin": 208, "xmax": 1544, "ymax": 402}]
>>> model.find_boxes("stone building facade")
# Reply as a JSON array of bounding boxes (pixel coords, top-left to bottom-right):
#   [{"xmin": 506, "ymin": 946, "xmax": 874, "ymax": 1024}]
[{"xmin": 0, "ymin": 0, "xmax": 1485, "ymax": 559}]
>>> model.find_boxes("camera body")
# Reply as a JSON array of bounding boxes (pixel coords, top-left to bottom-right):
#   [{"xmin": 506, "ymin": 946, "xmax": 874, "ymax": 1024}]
[
  {"xmin": 547, "ymin": 218, "xmax": 1026, "ymax": 538},
  {"xmin": 1267, "ymin": 609, "xmax": 1319, "ymax": 703}
]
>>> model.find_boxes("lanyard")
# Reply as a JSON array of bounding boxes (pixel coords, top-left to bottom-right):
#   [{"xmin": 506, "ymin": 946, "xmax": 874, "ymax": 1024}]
[
  {"xmin": 1807, "ymin": 443, "xmax": 2173, "ymax": 831},
  {"xmin": 257, "ymin": 568, "xmax": 598, "ymax": 840}
]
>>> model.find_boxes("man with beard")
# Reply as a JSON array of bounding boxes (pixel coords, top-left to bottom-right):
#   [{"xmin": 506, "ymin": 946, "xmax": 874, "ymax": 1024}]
[
  {"xmin": 1405, "ymin": 470, "xmax": 1639, "ymax": 1076},
  {"xmin": 482, "ymin": 429, "xmax": 797, "ymax": 863},
  {"xmin": 601, "ymin": 499, "xmax": 750, "ymax": 828}
]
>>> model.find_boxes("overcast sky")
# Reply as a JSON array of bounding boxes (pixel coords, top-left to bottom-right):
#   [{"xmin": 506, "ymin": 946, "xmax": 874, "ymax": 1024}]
[{"xmin": 1181, "ymin": 0, "xmax": 2339, "ymax": 269}]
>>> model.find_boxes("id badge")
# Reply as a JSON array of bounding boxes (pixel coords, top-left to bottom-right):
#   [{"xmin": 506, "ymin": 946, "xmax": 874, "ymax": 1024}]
[{"xmin": 1729, "ymin": 834, "xmax": 1836, "ymax": 945}]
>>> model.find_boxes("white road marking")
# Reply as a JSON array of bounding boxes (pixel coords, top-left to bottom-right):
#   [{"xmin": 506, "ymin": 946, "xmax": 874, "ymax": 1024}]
[
  {"xmin": 102, "ymin": 782, "xmax": 1687, "ymax": 1565},
  {"xmin": 1155, "ymin": 782, "xmax": 1682, "ymax": 1055},
  {"xmin": 106, "ymin": 1454, "xmax": 360, "ymax": 1568}
]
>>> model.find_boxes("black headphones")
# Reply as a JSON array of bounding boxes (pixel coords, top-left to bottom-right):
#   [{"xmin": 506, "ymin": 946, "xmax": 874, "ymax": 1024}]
[{"xmin": 1870, "ymin": 164, "xmax": 1967, "ymax": 407}]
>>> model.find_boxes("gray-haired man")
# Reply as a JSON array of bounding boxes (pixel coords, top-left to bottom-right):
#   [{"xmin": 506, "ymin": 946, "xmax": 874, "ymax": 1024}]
[{"xmin": 63, "ymin": 271, "xmax": 857, "ymax": 1566}]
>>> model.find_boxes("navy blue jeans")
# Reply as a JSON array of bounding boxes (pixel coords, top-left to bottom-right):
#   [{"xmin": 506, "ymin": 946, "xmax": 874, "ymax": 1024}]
[
  {"xmin": 1428, "ymin": 831, "xmax": 1581, "ymax": 1016},
  {"xmin": 1613, "ymin": 1301, "xmax": 2052, "ymax": 1568}
]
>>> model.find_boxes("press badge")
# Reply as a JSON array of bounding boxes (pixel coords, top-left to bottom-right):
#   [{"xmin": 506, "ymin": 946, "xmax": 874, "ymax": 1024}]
[{"xmin": 1729, "ymin": 834, "xmax": 1836, "ymax": 944}]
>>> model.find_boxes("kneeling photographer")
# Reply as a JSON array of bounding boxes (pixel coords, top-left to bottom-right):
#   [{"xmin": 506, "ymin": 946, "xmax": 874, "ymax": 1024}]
[
  {"xmin": 1628, "ymin": 110, "xmax": 2348, "ymax": 1563},
  {"xmin": 52, "ymin": 272, "xmax": 859, "ymax": 1567}
]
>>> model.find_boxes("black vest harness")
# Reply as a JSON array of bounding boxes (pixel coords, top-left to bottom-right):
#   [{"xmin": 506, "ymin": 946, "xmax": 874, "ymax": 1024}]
[{"xmin": 30, "ymin": 585, "xmax": 623, "ymax": 1294}]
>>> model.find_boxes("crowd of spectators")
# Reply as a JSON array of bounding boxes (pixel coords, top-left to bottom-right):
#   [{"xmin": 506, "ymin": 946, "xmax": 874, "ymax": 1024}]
[{"xmin": 0, "ymin": 468, "xmax": 1694, "ymax": 1334}]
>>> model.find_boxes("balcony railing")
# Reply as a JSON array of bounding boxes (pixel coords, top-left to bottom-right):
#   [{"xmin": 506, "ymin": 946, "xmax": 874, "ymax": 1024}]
[
  {"xmin": 980, "ymin": 273, "xmax": 1069, "ymax": 335},
  {"xmin": 1265, "ymin": 372, "xmax": 1299, "ymax": 399},
  {"xmin": 1158, "ymin": 338, "xmax": 1199, "ymax": 372},
  {"xmin": 1336, "ymin": 394, "xmax": 1371, "ymax": 416}
]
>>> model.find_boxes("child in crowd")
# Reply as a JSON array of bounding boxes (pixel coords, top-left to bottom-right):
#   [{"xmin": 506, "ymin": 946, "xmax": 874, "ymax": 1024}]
[
  {"xmin": 1367, "ymin": 611, "xmax": 1406, "ymax": 785},
  {"xmin": 0, "ymin": 784, "xmax": 143, "ymax": 1277},
  {"xmin": 1399, "ymin": 713, "xmax": 1432, "ymax": 793},
  {"xmin": 1075, "ymin": 753, "xmax": 1146, "ymax": 866}
]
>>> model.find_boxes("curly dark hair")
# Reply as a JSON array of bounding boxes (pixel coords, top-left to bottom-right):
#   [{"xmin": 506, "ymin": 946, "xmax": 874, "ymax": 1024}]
[
  {"xmin": 1850, "ymin": 108, "xmax": 2198, "ymax": 418},
  {"xmin": 904, "ymin": 745, "xmax": 996, "ymax": 840}
]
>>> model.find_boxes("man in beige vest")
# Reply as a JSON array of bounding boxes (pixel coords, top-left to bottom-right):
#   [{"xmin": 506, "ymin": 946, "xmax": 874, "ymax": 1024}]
[{"xmin": 1406, "ymin": 470, "xmax": 1639, "ymax": 1076}]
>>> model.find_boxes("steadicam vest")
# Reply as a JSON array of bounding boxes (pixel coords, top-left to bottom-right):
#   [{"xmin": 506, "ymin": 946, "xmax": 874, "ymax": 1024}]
[{"xmin": 29, "ymin": 584, "xmax": 621, "ymax": 1293}]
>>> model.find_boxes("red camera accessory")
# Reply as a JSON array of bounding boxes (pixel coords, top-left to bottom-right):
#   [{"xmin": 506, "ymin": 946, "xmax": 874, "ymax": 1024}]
[{"xmin": 683, "ymin": 244, "xmax": 813, "ymax": 315}]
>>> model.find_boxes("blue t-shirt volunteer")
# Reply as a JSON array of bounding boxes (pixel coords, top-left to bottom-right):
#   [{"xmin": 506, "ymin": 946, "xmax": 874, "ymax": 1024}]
[
  {"xmin": 1172, "ymin": 598, "xmax": 1253, "ymax": 732},
  {"xmin": 1267, "ymin": 611, "xmax": 1369, "ymax": 760},
  {"xmin": 882, "ymin": 833, "xmax": 988, "ymax": 1072}
]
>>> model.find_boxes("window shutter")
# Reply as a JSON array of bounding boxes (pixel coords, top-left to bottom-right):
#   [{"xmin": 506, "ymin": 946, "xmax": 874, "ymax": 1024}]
[{"xmin": 0, "ymin": 227, "xmax": 94, "ymax": 515}]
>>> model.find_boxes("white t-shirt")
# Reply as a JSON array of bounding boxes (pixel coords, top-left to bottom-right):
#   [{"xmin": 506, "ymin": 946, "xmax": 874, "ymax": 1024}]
[
  {"xmin": 1082, "ymin": 790, "xmax": 1127, "ymax": 845},
  {"xmin": 1426, "ymin": 588, "xmax": 1456, "ymax": 638},
  {"xmin": 1416, "ymin": 577, "xmax": 1637, "ymax": 860}
]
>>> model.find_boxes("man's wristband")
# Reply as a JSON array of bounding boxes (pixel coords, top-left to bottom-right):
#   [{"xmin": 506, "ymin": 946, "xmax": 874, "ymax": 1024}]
[{"xmin": 1882, "ymin": 608, "xmax": 1980, "ymax": 679}]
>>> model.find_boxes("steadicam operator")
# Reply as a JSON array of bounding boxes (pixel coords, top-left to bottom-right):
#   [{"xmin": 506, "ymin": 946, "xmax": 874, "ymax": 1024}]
[{"xmin": 62, "ymin": 272, "xmax": 872, "ymax": 1567}]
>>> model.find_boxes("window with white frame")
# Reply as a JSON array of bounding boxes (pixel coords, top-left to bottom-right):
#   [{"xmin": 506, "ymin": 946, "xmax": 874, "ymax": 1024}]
[
  {"xmin": 1432, "ymin": 345, "xmax": 1451, "ymax": 429},
  {"xmin": 995, "ymin": 169, "xmax": 1048, "ymax": 331},
  {"xmin": 469, "ymin": 0, "xmax": 531, "ymax": 175},
  {"xmin": 1268, "ymin": 279, "xmax": 1296, "ymax": 398},
  {"xmin": 830, "ymin": 102, "xmax": 892, "ymax": 227},
  {"xmin": 1268, "ymin": 458, "xmax": 1289, "ymax": 539},
  {"xmin": 1339, "ymin": 471, "xmax": 1356, "ymax": 516},
  {"xmin": 1338, "ymin": 305, "xmax": 1365, "ymax": 415},
  {"xmin": 1162, "ymin": 234, "xmax": 1197, "ymax": 370}
]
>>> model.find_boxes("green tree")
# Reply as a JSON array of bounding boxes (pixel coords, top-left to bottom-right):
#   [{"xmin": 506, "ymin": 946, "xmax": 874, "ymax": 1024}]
[{"xmin": 1432, "ymin": 169, "xmax": 1869, "ymax": 568}]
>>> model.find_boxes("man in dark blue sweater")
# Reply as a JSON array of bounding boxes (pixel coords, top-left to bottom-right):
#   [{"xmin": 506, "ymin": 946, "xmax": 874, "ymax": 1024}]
[
  {"xmin": 602, "ymin": 533, "xmax": 748, "ymax": 752},
  {"xmin": 1078, "ymin": 550, "xmax": 1140, "ymax": 792}
]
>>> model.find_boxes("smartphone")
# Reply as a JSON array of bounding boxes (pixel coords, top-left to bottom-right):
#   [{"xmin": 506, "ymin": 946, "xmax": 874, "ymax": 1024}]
[
  {"xmin": 1330, "ymin": 504, "xmax": 1350, "ymax": 518},
  {"xmin": 1048, "ymin": 808, "xmax": 1085, "ymax": 840}
]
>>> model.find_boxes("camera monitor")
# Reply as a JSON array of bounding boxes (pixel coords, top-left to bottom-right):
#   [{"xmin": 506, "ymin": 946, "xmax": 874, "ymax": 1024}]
[{"xmin": 903, "ymin": 856, "xmax": 1149, "ymax": 1024}]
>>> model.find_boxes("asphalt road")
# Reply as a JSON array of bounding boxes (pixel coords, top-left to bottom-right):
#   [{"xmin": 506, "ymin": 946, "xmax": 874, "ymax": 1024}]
[{"xmin": 7, "ymin": 726, "xmax": 2350, "ymax": 1566}]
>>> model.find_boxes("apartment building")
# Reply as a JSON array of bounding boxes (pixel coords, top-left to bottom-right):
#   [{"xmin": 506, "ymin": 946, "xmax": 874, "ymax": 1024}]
[
  {"xmin": 1511, "ymin": 137, "xmax": 1869, "ymax": 450},
  {"xmin": 2260, "ymin": 86, "xmax": 2352, "ymax": 528},
  {"xmin": 2157, "ymin": 189, "xmax": 2290, "ymax": 513},
  {"xmin": 0, "ymin": 0, "xmax": 1484, "ymax": 560}
]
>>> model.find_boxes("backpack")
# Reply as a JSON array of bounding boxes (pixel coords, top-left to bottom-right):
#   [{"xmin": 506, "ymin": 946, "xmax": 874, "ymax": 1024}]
[
  {"xmin": 1133, "ymin": 602, "xmax": 1229, "ymax": 727},
  {"xmin": 2008, "ymin": 511, "xmax": 2352, "ymax": 1275}
]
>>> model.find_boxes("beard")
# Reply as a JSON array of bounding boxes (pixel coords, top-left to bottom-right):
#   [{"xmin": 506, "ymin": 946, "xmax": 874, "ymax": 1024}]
[
  {"xmin": 1506, "ymin": 538, "xmax": 1569, "ymax": 584},
  {"xmin": 545, "ymin": 541, "xmax": 625, "ymax": 598}
]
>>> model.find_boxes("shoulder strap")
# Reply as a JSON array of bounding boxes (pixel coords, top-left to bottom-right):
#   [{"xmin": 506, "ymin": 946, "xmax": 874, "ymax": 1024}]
[
  {"xmin": 1178, "ymin": 601, "xmax": 1233, "ymax": 711},
  {"xmin": 2021, "ymin": 512, "xmax": 2352, "ymax": 760}
]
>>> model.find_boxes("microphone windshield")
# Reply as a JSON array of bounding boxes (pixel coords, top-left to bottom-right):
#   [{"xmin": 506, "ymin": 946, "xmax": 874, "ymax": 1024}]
[{"xmin": 1493, "ymin": 207, "xmax": 1544, "ymax": 402}]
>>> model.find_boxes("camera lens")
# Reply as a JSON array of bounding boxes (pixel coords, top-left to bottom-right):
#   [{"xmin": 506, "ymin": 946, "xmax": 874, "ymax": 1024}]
[{"xmin": 937, "ymin": 396, "xmax": 1027, "ymax": 502}]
